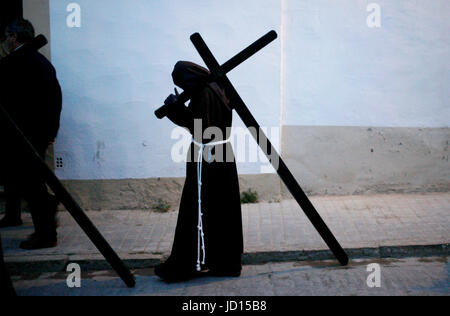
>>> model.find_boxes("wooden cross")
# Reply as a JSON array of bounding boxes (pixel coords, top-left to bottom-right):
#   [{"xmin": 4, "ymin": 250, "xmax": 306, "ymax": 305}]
[{"xmin": 158, "ymin": 31, "xmax": 349, "ymax": 266}]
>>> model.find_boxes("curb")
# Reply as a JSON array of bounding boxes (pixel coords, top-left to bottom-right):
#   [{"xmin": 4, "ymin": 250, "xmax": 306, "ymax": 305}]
[
  {"xmin": 242, "ymin": 244, "xmax": 449, "ymax": 265},
  {"xmin": 5, "ymin": 243, "xmax": 448, "ymax": 275}
]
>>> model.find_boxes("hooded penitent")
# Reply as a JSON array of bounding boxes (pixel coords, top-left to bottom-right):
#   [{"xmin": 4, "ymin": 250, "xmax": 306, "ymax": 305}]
[
  {"xmin": 172, "ymin": 61, "xmax": 209, "ymax": 91},
  {"xmin": 172, "ymin": 61, "xmax": 230, "ymax": 112},
  {"xmin": 155, "ymin": 61, "xmax": 243, "ymax": 281}
]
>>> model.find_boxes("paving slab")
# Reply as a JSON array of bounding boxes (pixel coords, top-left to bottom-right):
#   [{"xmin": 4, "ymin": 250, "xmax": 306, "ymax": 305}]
[{"xmin": 1, "ymin": 192, "xmax": 449, "ymax": 273}]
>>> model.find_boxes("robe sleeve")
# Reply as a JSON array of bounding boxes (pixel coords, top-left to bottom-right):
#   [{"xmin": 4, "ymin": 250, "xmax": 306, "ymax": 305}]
[
  {"xmin": 166, "ymin": 101, "xmax": 194, "ymax": 133},
  {"xmin": 167, "ymin": 86, "xmax": 224, "ymax": 137}
]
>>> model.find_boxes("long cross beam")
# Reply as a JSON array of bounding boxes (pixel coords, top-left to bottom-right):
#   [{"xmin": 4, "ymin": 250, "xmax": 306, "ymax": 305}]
[
  {"xmin": 0, "ymin": 36, "xmax": 136, "ymax": 287},
  {"xmin": 190, "ymin": 31, "xmax": 349, "ymax": 266}
]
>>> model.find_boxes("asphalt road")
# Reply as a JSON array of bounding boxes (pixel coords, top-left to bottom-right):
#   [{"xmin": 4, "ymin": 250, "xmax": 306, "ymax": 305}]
[{"xmin": 11, "ymin": 256, "xmax": 449, "ymax": 296}]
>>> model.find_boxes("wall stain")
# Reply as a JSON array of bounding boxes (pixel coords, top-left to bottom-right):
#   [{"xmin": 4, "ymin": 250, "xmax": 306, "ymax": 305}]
[{"xmin": 94, "ymin": 141, "xmax": 106, "ymax": 165}]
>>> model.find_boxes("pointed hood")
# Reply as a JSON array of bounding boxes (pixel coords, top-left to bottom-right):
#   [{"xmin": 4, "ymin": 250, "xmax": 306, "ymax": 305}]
[{"xmin": 172, "ymin": 61, "xmax": 230, "ymax": 109}]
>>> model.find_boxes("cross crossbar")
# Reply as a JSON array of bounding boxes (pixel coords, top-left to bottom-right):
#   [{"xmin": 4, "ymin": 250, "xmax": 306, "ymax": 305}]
[{"xmin": 155, "ymin": 31, "xmax": 277, "ymax": 119}]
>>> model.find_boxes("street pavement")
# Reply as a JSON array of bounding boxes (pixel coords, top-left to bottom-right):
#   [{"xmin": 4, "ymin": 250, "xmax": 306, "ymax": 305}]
[
  {"xmin": 11, "ymin": 256, "xmax": 449, "ymax": 296},
  {"xmin": 1, "ymin": 192, "xmax": 449, "ymax": 296},
  {"xmin": 2, "ymin": 192, "xmax": 449, "ymax": 264}
]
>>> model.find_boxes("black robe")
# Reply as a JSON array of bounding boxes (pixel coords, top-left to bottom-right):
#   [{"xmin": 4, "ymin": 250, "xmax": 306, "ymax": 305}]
[
  {"xmin": 0, "ymin": 50, "xmax": 62, "ymax": 238},
  {"xmin": 164, "ymin": 61, "xmax": 243, "ymax": 275},
  {"xmin": 0, "ymin": 51, "xmax": 62, "ymax": 149}
]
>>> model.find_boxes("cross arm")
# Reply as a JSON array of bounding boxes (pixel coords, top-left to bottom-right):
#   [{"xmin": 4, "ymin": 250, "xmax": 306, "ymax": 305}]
[{"xmin": 154, "ymin": 31, "xmax": 277, "ymax": 119}]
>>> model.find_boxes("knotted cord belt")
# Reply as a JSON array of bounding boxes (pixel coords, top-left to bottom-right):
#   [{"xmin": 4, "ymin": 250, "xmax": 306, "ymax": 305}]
[{"xmin": 192, "ymin": 137, "xmax": 231, "ymax": 271}]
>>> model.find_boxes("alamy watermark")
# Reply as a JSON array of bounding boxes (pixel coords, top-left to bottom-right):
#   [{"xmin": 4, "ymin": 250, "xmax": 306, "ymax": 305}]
[
  {"xmin": 366, "ymin": 263, "xmax": 381, "ymax": 288},
  {"xmin": 66, "ymin": 3, "xmax": 81, "ymax": 28},
  {"xmin": 367, "ymin": 3, "xmax": 381, "ymax": 28},
  {"xmin": 66, "ymin": 263, "xmax": 81, "ymax": 288},
  {"xmin": 170, "ymin": 119, "xmax": 280, "ymax": 172}
]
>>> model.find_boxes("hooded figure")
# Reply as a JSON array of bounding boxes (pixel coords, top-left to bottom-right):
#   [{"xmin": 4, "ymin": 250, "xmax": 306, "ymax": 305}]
[
  {"xmin": 0, "ymin": 20, "xmax": 61, "ymax": 249},
  {"xmin": 155, "ymin": 61, "xmax": 243, "ymax": 282}
]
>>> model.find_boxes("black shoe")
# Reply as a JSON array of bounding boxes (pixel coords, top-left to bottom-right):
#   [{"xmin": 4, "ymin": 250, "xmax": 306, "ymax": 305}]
[
  {"xmin": 19, "ymin": 233, "xmax": 57, "ymax": 250},
  {"xmin": 0, "ymin": 217, "xmax": 23, "ymax": 228}
]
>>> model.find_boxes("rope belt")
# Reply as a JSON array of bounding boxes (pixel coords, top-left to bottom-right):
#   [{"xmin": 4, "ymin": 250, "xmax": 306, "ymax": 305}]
[{"xmin": 192, "ymin": 137, "xmax": 231, "ymax": 271}]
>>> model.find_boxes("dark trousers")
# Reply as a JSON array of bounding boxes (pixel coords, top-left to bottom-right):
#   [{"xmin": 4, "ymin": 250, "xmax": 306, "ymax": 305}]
[
  {"xmin": 3, "ymin": 181, "xmax": 21, "ymax": 221},
  {"xmin": 3, "ymin": 145, "xmax": 57, "ymax": 239},
  {"xmin": 0, "ymin": 234, "xmax": 16, "ymax": 296}
]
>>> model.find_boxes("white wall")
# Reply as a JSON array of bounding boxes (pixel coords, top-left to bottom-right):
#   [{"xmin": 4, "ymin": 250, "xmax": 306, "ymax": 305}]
[
  {"xmin": 51, "ymin": 0, "xmax": 281, "ymax": 180},
  {"xmin": 51, "ymin": 0, "xmax": 449, "ymax": 181},
  {"xmin": 283, "ymin": 0, "xmax": 450, "ymax": 127}
]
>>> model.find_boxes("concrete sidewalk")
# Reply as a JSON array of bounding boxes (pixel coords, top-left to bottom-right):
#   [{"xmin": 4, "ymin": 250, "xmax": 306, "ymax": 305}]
[{"xmin": 1, "ymin": 192, "xmax": 449, "ymax": 273}]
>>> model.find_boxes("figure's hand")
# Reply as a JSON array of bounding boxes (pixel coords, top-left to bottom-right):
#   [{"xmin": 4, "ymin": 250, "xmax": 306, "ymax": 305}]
[{"xmin": 164, "ymin": 88, "xmax": 180, "ymax": 106}]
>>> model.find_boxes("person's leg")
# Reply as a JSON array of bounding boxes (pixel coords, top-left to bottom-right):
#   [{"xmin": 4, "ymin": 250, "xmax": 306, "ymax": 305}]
[
  {"xmin": 0, "ymin": 182, "xmax": 23, "ymax": 228},
  {"xmin": 0, "ymin": 234, "xmax": 16, "ymax": 296},
  {"xmin": 202, "ymin": 162, "xmax": 243, "ymax": 277},
  {"xmin": 0, "ymin": 157, "xmax": 23, "ymax": 228},
  {"xmin": 5, "ymin": 183, "xmax": 22, "ymax": 220},
  {"xmin": 155, "ymin": 165, "xmax": 202, "ymax": 282},
  {"xmin": 19, "ymin": 146, "xmax": 58, "ymax": 250}
]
